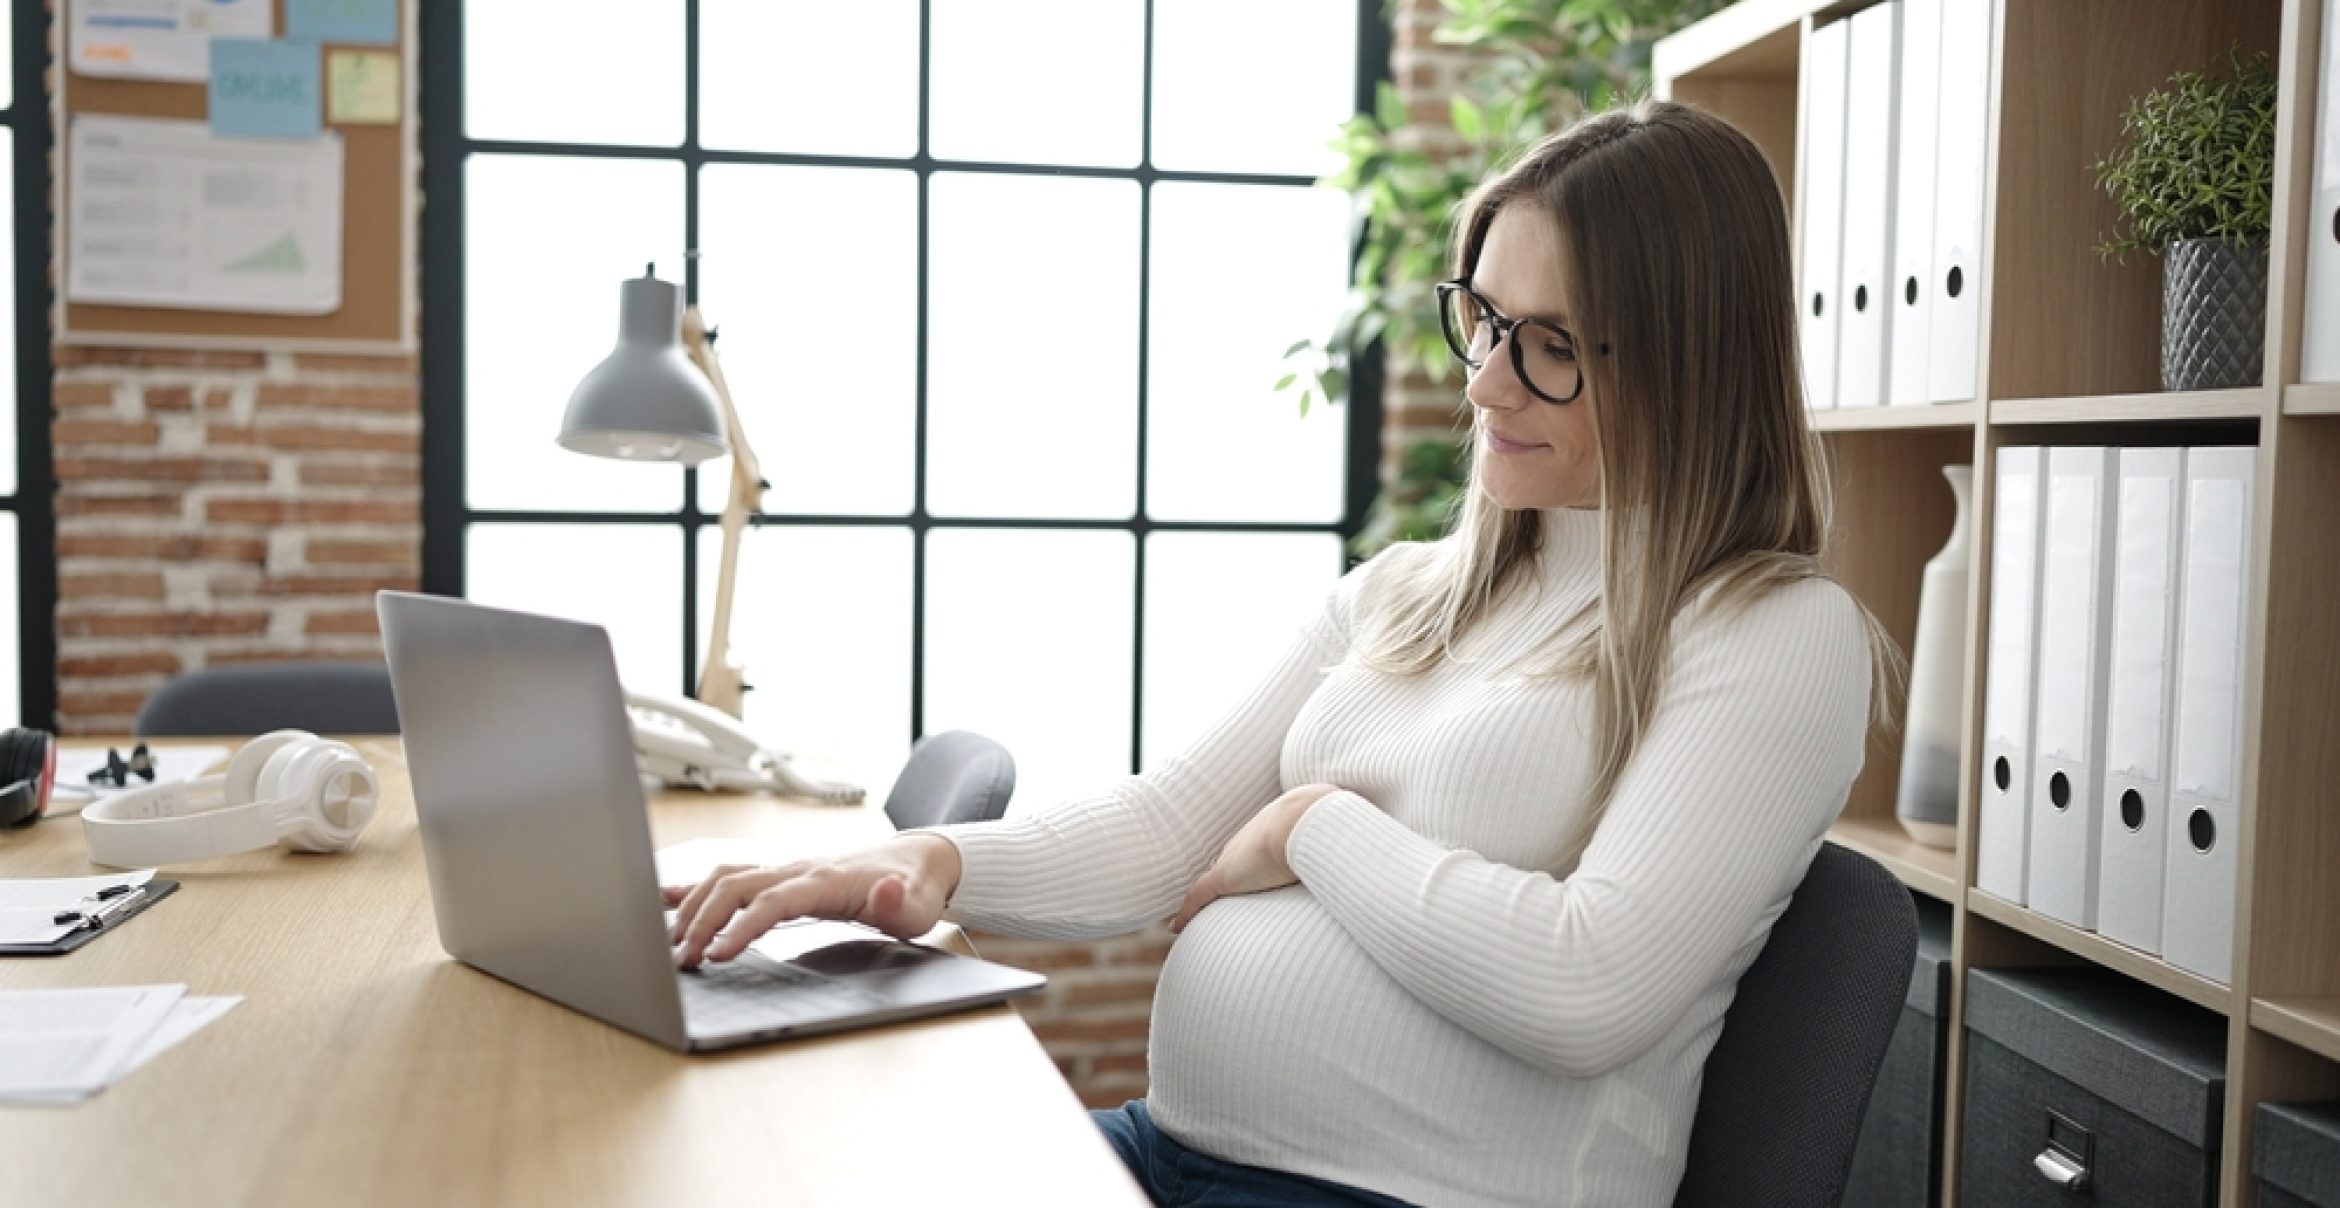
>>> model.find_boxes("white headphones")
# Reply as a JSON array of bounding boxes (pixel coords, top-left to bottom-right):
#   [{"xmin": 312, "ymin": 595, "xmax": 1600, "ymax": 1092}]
[{"xmin": 81, "ymin": 730, "xmax": 381, "ymax": 869}]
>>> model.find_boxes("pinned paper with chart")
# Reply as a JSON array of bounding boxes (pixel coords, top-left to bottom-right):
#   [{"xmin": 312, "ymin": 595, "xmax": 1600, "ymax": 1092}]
[
  {"xmin": 67, "ymin": 115, "xmax": 342, "ymax": 315},
  {"xmin": 69, "ymin": 0, "xmax": 275, "ymax": 83}
]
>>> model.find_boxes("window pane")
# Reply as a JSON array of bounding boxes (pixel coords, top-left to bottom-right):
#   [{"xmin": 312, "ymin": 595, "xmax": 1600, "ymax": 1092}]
[
  {"xmin": 696, "ymin": 165, "xmax": 917, "ymax": 516},
  {"xmin": 700, "ymin": 0, "xmax": 919, "ymax": 157},
  {"xmin": 930, "ymin": 0, "xmax": 1142, "ymax": 168},
  {"xmin": 928, "ymin": 174, "xmax": 1138, "ymax": 519},
  {"xmin": 466, "ymin": 0, "xmax": 683, "ymax": 146},
  {"xmin": 0, "ymin": 128, "xmax": 12, "ymax": 498},
  {"xmin": 924, "ymin": 528, "xmax": 1133, "ymax": 811},
  {"xmin": 1141, "ymin": 532, "xmax": 1340, "ymax": 768},
  {"xmin": 695, "ymin": 525, "xmax": 913, "ymax": 797},
  {"xmin": 1147, "ymin": 183, "xmax": 1348, "ymax": 522},
  {"xmin": 1152, "ymin": 0, "xmax": 1356, "ymax": 177},
  {"xmin": 0, "ymin": 515, "xmax": 16, "ymax": 729},
  {"xmin": 466, "ymin": 155, "xmax": 686, "ymax": 513},
  {"xmin": 466, "ymin": 524, "xmax": 685, "ymax": 696}
]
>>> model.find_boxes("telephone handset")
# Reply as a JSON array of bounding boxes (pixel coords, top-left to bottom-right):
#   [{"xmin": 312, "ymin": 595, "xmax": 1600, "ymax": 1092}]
[{"xmin": 622, "ymin": 690, "xmax": 864, "ymax": 805}]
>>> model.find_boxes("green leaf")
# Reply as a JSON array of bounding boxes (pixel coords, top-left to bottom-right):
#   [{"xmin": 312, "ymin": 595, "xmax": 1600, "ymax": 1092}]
[
  {"xmin": 1450, "ymin": 93, "xmax": 1486, "ymax": 143},
  {"xmin": 1375, "ymin": 80, "xmax": 1407, "ymax": 131},
  {"xmin": 1274, "ymin": 372, "xmax": 1298, "ymax": 391}
]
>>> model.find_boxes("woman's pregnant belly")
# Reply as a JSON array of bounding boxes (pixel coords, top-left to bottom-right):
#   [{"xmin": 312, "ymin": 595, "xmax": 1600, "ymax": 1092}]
[{"xmin": 1144, "ymin": 885, "xmax": 1567, "ymax": 1186}]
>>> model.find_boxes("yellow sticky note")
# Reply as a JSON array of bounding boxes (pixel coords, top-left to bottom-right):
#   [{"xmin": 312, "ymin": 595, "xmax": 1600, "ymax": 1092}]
[{"xmin": 326, "ymin": 49, "xmax": 401, "ymax": 126}]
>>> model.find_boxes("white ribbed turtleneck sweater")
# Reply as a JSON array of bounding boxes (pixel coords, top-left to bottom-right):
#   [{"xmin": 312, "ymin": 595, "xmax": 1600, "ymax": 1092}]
[{"xmin": 931, "ymin": 507, "xmax": 1872, "ymax": 1207}]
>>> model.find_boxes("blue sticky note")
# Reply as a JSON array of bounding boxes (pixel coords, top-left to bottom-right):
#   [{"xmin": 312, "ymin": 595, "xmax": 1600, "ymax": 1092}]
[
  {"xmin": 286, "ymin": 0, "xmax": 398, "ymax": 47},
  {"xmin": 210, "ymin": 39, "xmax": 322, "ymax": 139}
]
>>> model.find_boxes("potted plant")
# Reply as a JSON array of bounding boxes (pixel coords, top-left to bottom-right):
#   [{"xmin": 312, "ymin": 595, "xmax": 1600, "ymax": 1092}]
[{"xmin": 2092, "ymin": 50, "xmax": 2278, "ymax": 392}]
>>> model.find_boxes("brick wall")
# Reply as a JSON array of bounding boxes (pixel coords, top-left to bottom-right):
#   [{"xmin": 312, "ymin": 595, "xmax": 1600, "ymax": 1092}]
[
  {"xmin": 48, "ymin": 347, "xmax": 420, "ymax": 734},
  {"xmin": 1380, "ymin": 0, "xmax": 1487, "ymax": 476}
]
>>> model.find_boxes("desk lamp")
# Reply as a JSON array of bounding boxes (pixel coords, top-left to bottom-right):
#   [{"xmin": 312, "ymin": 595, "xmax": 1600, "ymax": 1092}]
[
  {"xmin": 558, "ymin": 265, "xmax": 761, "ymax": 717},
  {"xmin": 559, "ymin": 268, "xmax": 862, "ymax": 803}
]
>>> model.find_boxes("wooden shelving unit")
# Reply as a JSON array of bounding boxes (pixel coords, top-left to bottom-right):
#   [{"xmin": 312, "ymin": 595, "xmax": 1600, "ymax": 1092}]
[
  {"xmin": 1810, "ymin": 400, "xmax": 1983, "ymax": 432},
  {"xmin": 1656, "ymin": 0, "xmax": 2340, "ymax": 1203},
  {"xmin": 1991, "ymin": 388, "xmax": 2268, "ymax": 425},
  {"xmin": 2285, "ymin": 382, "xmax": 2340, "ymax": 414},
  {"xmin": 1966, "ymin": 889, "xmax": 2233, "ymax": 1015},
  {"xmin": 2254, "ymin": 998, "xmax": 2340, "ymax": 1066},
  {"xmin": 1826, "ymin": 814, "xmax": 1960, "ymax": 903}
]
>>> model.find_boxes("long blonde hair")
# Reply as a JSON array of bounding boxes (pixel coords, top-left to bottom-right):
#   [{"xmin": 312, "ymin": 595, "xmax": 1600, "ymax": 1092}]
[{"xmin": 1356, "ymin": 99, "xmax": 1901, "ymax": 870}]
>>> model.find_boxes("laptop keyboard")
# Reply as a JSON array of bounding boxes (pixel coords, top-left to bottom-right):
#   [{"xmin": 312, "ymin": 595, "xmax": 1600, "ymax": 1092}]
[{"xmin": 677, "ymin": 954, "xmax": 889, "ymax": 1037}]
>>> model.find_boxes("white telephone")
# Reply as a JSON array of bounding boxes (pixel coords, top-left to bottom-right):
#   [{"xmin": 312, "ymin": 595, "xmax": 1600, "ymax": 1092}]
[{"xmin": 622, "ymin": 691, "xmax": 864, "ymax": 805}]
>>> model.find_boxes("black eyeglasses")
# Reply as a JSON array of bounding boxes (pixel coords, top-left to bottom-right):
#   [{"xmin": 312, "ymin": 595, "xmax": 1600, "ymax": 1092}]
[
  {"xmin": 87, "ymin": 743, "xmax": 155, "ymax": 789},
  {"xmin": 1434, "ymin": 278, "xmax": 1589, "ymax": 405}
]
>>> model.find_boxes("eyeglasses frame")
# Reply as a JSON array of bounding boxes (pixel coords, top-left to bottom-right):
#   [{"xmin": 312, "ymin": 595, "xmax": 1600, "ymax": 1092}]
[{"xmin": 1433, "ymin": 278, "xmax": 1592, "ymax": 405}]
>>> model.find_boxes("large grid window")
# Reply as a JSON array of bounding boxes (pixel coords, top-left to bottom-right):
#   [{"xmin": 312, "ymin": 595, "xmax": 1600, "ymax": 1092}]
[
  {"xmin": 423, "ymin": 3, "xmax": 1383, "ymax": 807},
  {"xmin": 5, "ymin": 2, "xmax": 54, "ymax": 730}
]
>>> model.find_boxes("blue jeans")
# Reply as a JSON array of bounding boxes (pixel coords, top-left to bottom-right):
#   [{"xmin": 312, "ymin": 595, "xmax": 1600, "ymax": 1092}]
[{"xmin": 1092, "ymin": 1099, "xmax": 1416, "ymax": 1208}]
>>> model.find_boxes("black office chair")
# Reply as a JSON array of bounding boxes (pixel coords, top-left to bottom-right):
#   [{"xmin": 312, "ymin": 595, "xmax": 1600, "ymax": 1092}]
[
  {"xmin": 1673, "ymin": 842, "xmax": 1918, "ymax": 1208},
  {"xmin": 882, "ymin": 731, "xmax": 1016, "ymax": 830},
  {"xmin": 135, "ymin": 661, "xmax": 402, "ymax": 737}
]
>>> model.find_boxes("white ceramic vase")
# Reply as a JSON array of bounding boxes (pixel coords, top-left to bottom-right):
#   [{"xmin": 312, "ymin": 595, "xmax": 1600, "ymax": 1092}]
[{"xmin": 1896, "ymin": 464, "xmax": 1972, "ymax": 849}]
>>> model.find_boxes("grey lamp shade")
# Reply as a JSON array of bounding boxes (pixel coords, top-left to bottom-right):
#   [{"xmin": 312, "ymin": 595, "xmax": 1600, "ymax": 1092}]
[{"xmin": 557, "ymin": 273, "xmax": 729, "ymax": 466}]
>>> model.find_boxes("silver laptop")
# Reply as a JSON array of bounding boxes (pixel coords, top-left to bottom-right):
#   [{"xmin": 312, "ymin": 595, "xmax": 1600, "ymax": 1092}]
[{"xmin": 376, "ymin": 590, "xmax": 1045, "ymax": 1053}]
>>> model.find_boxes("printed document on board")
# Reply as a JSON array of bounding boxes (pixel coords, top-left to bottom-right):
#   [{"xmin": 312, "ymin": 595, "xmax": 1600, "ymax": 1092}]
[
  {"xmin": 66, "ymin": 115, "xmax": 343, "ymax": 315},
  {"xmin": 69, "ymin": 0, "xmax": 275, "ymax": 83}
]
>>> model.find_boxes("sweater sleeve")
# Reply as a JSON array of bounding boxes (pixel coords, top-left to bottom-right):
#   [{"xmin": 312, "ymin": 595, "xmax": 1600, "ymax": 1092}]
[
  {"xmin": 1283, "ymin": 578, "xmax": 1873, "ymax": 1079},
  {"xmin": 917, "ymin": 548, "xmax": 1413, "ymax": 941}
]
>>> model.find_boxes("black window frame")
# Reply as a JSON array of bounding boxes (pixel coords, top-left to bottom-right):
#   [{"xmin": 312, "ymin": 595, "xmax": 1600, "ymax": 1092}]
[
  {"xmin": 419, "ymin": 1, "xmax": 1388, "ymax": 770},
  {"xmin": 11, "ymin": 2, "xmax": 56, "ymax": 730}
]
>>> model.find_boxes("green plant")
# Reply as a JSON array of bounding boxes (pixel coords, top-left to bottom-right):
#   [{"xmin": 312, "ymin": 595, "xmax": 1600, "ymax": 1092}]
[
  {"xmin": 2091, "ymin": 49, "xmax": 2277, "ymax": 262},
  {"xmin": 1352, "ymin": 434, "xmax": 1472, "ymax": 551},
  {"xmin": 1279, "ymin": 0, "xmax": 1725, "ymax": 553}
]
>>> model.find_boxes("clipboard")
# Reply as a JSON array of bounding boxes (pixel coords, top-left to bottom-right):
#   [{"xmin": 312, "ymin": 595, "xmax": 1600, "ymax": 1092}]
[{"xmin": 0, "ymin": 879, "xmax": 180, "ymax": 957}]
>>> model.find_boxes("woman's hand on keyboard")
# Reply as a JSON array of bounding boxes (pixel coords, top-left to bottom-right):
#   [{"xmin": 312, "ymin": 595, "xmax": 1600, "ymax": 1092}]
[{"xmin": 663, "ymin": 833, "xmax": 963, "ymax": 968}]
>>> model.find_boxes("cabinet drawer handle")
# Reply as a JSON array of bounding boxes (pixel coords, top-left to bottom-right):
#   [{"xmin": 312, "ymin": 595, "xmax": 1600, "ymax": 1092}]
[
  {"xmin": 2033, "ymin": 1108, "xmax": 2095, "ymax": 1192},
  {"xmin": 2032, "ymin": 1149, "xmax": 2091, "ymax": 1191}
]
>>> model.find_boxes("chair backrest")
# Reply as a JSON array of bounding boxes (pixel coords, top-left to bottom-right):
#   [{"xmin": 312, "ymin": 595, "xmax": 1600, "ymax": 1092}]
[
  {"xmin": 882, "ymin": 731, "xmax": 1015, "ymax": 830},
  {"xmin": 1673, "ymin": 842, "xmax": 1918, "ymax": 1208},
  {"xmin": 135, "ymin": 662, "xmax": 402, "ymax": 738}
]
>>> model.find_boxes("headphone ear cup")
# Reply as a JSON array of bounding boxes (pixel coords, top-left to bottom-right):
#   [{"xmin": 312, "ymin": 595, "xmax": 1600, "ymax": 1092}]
[
  {"xmin": 271, "ymin": 741, "xmax": 378, "ymax": 852},
  {"xmin": 226, "ymin": 729, "xmax": 317, "ymax": 806},
  {"xmin": 0, "ymin": 729, "xmax": 48, "ymax": 828}
]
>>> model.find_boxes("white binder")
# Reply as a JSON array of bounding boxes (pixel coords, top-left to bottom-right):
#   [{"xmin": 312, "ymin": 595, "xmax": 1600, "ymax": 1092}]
[
  {"xmin": 2096, "ymin": 448, "xmax": 2186, "ymax": 954},
  {"xmin": 1834, "ymin": 1, "xmax": 1901, "ymax": 410},
  {"xmin": 1927, "ymin": 0, "xmax": 1990, "ymax": 403},
  {"xmin": 1798, "ymin": 18, "xmax": 1851, "ymax": 411},
  {"xmin": 2302, "ymin": 3, "xmax": 2340, "ymax": 383},
  {"xmin": 2025, "ymin": 447, "xmax": 2117, "ymax": 928},
  {"xmin": 1978, "ymin": 446, "xmax": 2046, "ymax": 904},
  {"xmin": 2162, "ymin": 447, "xmax": 2256, "ymax": 986},
  {"xmin": 1888, "ymin": 0, "xmax": 1941, "ymax": 406}
]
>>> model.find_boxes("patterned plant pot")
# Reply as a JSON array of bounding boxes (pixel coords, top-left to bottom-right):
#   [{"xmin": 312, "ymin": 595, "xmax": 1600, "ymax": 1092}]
[{"xmin": 2161, "ymin": 236, "xmax": 2267, "ymax": 392}]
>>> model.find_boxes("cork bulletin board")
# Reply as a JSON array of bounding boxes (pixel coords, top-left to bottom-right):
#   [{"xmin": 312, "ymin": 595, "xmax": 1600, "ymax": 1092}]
[{"xmin": 54, "ymin": 0, "xmax": 417, "ymax": 352}]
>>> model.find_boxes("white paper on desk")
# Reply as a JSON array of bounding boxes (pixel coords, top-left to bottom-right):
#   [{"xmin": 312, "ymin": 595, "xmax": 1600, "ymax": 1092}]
[
  {"xmin": 68, "ymin": 0, "xmax": 275, "ymax": 82},
  {"xmin": 4, "ymin": 995, "xmax": 240, "ymax": 1106},
  {"xmin": 0, "ymin": 983, "xmax": 183, "ymax": 1102},
  {"xmin": 0, "ymin": 869, "xmax": 156, "ymax": 944},
  {"xmin": 66, "ymin": 116, "xmax": 343, "ymax": 315},
  {"xmin": 50, "ymin": 745, "xmax": 233, "ymax": 812}
]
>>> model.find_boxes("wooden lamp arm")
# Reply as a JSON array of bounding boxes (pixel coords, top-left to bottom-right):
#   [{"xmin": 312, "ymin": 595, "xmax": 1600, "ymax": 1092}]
[{"xmin": 681, "ymin": 306, "xmax": 762, "ymax": 718}]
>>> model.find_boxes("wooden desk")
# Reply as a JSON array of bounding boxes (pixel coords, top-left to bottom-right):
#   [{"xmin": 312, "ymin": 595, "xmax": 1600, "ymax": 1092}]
[{"xmin": 0, "ymin": 741, "xmax": 1144, "ymax": 1207}]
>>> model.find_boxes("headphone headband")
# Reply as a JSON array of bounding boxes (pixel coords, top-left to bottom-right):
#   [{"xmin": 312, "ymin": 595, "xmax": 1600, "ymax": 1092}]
[{"xmin": 80, "ymin": 731, "xmax": 379, "ymax": 869}]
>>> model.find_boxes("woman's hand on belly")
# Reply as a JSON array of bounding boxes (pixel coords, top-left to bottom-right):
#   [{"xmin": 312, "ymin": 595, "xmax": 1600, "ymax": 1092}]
[{"xmin": 1169, "ymin": 783, "xmax": 1342, "ymax": 934}]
